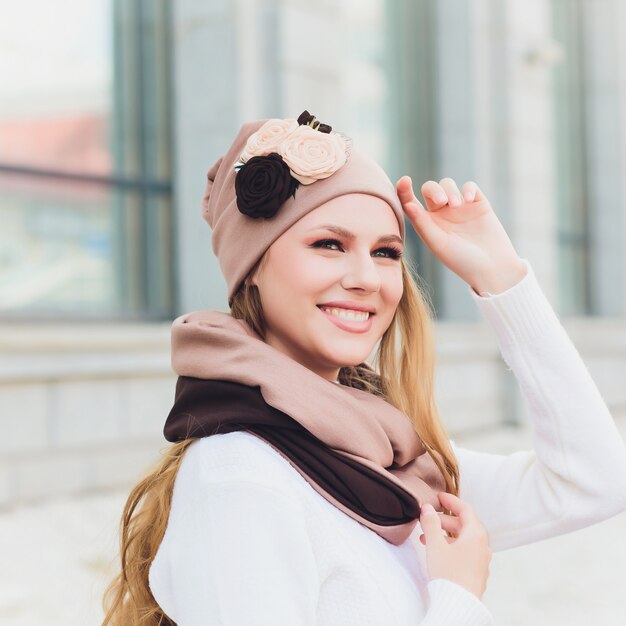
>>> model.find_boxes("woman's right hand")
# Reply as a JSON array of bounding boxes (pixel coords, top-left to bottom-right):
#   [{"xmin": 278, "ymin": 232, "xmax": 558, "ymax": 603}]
[{"xmin": 419, "ymin": 492, "xmax": 492, "ymax": 600}]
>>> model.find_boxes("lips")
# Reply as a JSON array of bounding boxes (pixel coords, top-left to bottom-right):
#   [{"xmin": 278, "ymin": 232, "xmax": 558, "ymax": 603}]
[
  {"xmin": 317, "ymin": 305, "xmax": 374, "ymax": 334},
  {"xmin": 316, "ymin": 302, "xmax": 377, "ymax": 314}
]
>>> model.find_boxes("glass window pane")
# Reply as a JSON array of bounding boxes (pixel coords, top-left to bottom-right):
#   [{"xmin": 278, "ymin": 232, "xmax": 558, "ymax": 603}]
[
  {"xmin": 0, "ymin": 172, "xmax": 172, "ymax": 318},
  {"xmin": 0, "ymin": 0, "xmax": 113, "ymax": 176},
  {"xmin": 0, "ymin": 0, "xmax": 173, "ymax": 320}
]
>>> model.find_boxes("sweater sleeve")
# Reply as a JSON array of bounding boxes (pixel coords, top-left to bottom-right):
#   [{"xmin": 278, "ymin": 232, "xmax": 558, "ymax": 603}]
[
  {"xmin": 163, "ymin": 477, "xmax": 319, "ymax": 625},
  {"xmin": 421, "ymin": 579, "xmax": 495, "ymax": 625},
  {"xmin": 451, "ymin": 257, "xmax": 626, "ymax": 553}
]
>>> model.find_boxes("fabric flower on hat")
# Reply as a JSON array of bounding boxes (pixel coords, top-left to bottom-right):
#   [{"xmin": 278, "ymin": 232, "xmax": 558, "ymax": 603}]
[
  {"xmin": 233, "ymin": 110, "xmax": 351, "ymax": 219},
  {"xmin": 234, "ymin": 152, "xmax": 299, "ymax": 219},
  {"xmin": 278, "ymin": 124, "xmax": 348, "ymax": 185},
  {"xmin": 239, "ymin": 118, "xmax": 299, "ymax": 163}
]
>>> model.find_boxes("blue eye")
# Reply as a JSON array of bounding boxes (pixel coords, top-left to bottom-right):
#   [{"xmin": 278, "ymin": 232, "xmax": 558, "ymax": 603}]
[{"xmin": 310, "ymin": 239, "xmax": 402, "ymax": 260}]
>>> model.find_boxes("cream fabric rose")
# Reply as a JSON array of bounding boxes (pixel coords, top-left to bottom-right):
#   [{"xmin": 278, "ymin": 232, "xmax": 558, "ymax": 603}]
[
  {"xmin": 239, "ymin": 118, "xmax": 299, "ymax": 163},
  {"xmin": 279, "ymin": 125, "xmax": 348, "ymax": 185}
]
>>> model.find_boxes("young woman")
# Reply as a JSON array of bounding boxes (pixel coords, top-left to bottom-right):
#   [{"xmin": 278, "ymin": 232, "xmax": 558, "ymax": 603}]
[{"xmin": 102, "ymin": 111, "xmax": 626, "ymax": 625}]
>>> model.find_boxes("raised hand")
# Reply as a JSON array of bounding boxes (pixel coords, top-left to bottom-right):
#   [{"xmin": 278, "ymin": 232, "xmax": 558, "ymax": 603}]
[{"xmin": 396, "ymin": 176, "xmax": 528, "ymax": 295}]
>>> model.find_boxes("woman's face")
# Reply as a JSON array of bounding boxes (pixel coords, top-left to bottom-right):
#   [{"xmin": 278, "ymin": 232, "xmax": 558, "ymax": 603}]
[{"xmin": 250, "ymin": 193, "xmax": 404, "ymax": 382}]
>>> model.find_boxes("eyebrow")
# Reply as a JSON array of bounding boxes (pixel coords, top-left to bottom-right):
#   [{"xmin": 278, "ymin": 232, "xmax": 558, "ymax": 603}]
[{"xmin": 307, "ymin": 224, "xmax": 403, "ymax": 246}]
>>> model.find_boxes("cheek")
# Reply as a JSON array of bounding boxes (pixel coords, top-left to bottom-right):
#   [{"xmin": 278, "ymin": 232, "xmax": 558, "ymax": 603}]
[
  {"xmin": 274, "ymin": 252, "xmax": 335, "ymax": 293},
  {"xmin": 273, "ymin": 255, "xmax": 323, "ymax": 294},
  {"xmin": 261, "ymin": 249, "xmax": 329, "ymax": 301},
  {"xmin": 382, "ymin": 267, "xmax": 404, "ymax": 307}
]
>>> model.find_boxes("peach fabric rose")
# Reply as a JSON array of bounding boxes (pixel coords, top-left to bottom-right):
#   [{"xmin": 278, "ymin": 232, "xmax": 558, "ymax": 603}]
[
  {"xmin": 239, "ymin": 118, "xmax": 299, "ymax": 163},
  {"xmin": 278, "ymin": 125, "xmax": 348, "ymax": 185}
]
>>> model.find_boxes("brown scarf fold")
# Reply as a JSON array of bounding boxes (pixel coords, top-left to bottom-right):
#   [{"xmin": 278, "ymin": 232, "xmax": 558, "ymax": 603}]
[{"xmin": 163, "ymin": 310, "xmax": 447, "ymax": 546}]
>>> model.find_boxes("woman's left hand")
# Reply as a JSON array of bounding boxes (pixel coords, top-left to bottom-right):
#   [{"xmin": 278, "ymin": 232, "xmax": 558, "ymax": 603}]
[{"xmin": 396, "ymin": 176, "xmax": 528, "ymax": 295}]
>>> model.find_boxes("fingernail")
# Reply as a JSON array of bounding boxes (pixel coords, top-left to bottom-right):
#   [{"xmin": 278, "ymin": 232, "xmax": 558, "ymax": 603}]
[
  {"xmin": 434, "ymin": 192, "xmax": 446, "ymax": 204},
  {"xmin": 421, "ymin": 503, "xmax": 435, "ymax": 515},
  {"xmin": 449, "ymin": 194, "xmax": 462, "ymax": 206},
  {"xmin": 464, "ymin": 191, "xmax": 473, "ymax": 201}
]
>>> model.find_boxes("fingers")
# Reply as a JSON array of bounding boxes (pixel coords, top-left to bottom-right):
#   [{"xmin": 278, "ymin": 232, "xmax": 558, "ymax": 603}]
[
  {"xmin": 438, "ymin": 178, "xmax": 462, "ymax": 207},
  {"xmin": 419, "ymin": 518, "xmax": 458, "ymax": 545},
  {"xmin": 418, "ymin": 499, "xmax": 461, "ymax": 545},
  {"xmin": 419, "ymin": 533, "xmax": 455, "ymax": 545},
  {"xmin": 420, "ymin": 180, "xmax": 449, "ymax": 208},
  {"xmin": 419, "ymin": 532, "xmax": 455, "ymax": 545},
  {"xmin": 397, "ymin": 175, "xmax": 420, "ymax": 204},
  {"xmin": 419, "ymin": 494, "xmax": 491, "ymax": 565},
  {"xmin": 419, "ymin": 178, "xmax": 484, "ymax": 211},
  {"xmin": 439, "ymin": 492, "xmax": 491, "ymax": 548},
  {"xmin": 460, "ymin": 181, "xmax": 478, "ymax": 203},
  {"xmin": 419, "ymin": 503, "xmax": 447, "ymax": 548},
  {"xmin": 396, "ymin": 176, "xmax": 448, "ymax": 250},
  {"xmin": 437, "ymin": 512, "xmax": 462, "ymax": 536},
  {"xmin": 437, "ymin": 491, "xmax": 472, "ymax": 526}
]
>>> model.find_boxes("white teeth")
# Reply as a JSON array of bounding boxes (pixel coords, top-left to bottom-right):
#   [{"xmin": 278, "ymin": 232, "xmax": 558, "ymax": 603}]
[{"xmin": 320, "ymin": 306, "xmax": 370, "ymax": 322}]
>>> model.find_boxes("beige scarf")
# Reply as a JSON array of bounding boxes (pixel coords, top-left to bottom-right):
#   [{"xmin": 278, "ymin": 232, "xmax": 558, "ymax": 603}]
[{"xmin": 164, "ymin": 309, "xmax": 447, "ymax": 545}]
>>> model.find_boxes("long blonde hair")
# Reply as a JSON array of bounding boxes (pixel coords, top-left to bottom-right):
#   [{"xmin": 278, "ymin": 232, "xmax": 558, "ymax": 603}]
[{"xmin": 101, "ymin": 252, "xmax": 460, "ymax": 625}]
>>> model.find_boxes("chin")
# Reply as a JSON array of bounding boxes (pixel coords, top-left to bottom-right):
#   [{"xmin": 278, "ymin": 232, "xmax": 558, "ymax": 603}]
[{"xmin": 315, "ymin": 341, "xmax": 373, "ymax": 368}]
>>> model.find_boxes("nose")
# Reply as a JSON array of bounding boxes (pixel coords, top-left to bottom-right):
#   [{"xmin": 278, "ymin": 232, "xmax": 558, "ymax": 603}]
[{"xmin": 340, "ymin": 251, "xmax": 382, "ymax": 293}]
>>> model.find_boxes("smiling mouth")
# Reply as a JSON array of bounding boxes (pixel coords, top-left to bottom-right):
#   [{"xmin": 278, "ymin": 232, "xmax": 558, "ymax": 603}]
[
  {"xmin": 317, "ymin": 305, "xmax": 373, "ymax": 322},
  {"xmin": 316, "ymin": 305, "xmax": 375, "ymax": 334}
]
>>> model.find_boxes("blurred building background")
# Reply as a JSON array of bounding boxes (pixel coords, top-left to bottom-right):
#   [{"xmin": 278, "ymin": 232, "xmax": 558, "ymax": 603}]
[{"xmin": 1, "ymin": 0, "xmax": 626, "ymax": 622}]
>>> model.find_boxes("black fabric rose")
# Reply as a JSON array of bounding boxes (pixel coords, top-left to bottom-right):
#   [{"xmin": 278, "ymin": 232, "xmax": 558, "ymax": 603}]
[{"xmin": 234, "ymin": 152, "xmax": 300, "ymax": 219}]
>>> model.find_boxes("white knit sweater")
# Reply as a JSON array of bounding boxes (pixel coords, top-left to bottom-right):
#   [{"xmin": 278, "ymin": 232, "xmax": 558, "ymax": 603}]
[{"xmin": 149, "ymin": 258, "xmax": 626, "ymax": 625}]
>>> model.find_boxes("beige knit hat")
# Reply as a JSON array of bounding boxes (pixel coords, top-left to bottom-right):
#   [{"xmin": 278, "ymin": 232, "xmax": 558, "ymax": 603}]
[{"xmin": 201, "ymin": 110, "xmax": 406, "ymax": 306}]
